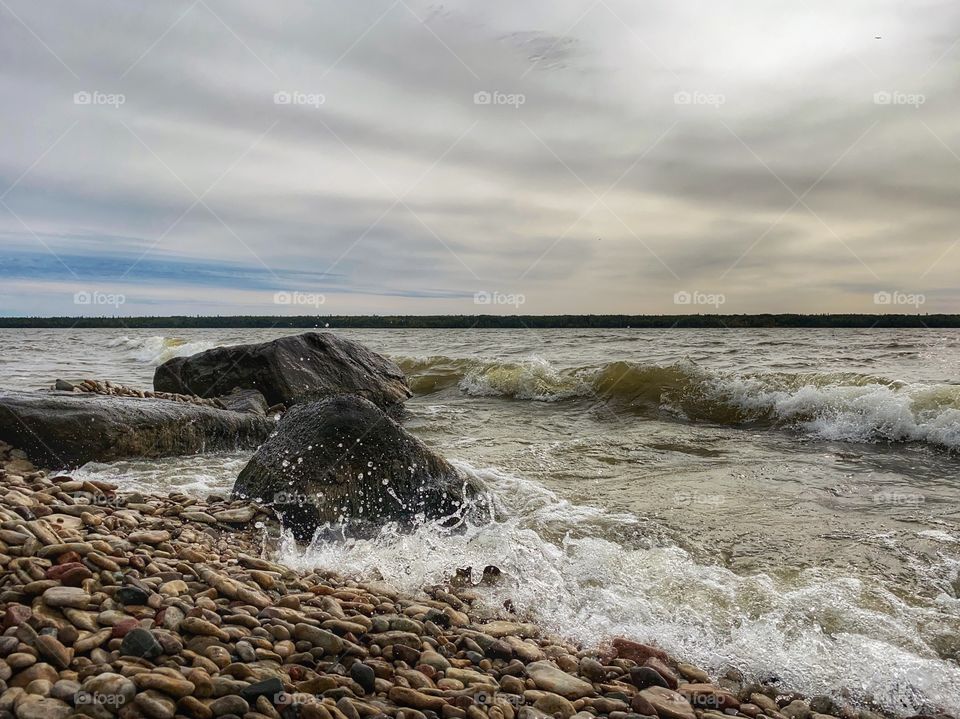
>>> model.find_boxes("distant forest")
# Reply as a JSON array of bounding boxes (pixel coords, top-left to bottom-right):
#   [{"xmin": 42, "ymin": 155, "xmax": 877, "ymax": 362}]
[{"xmin": 0, "ymin": 314, "xmax": 958, "ymax": 329}]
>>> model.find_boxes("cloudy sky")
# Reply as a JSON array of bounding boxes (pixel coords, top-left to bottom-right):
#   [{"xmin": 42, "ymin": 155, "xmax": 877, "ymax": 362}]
[{"xmin": 1, "ymin": 0, "xmax": 958, "ymax": 316}]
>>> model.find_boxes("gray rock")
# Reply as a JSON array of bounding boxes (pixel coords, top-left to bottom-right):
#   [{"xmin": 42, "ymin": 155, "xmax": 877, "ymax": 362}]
[
  {"xmin": 232, "ymin": 395, "xmax": 478, "ymax": 539},
  {"xmin": 119, "ymin": 628, "xmax": 163, "ymax": 659},
  {"xmin": 154, "ymin": 332, "xmax": 411, "ymax": 410},
  {"xmin": 629, "ymin": 666, "xmax": 669, "ymax": 690},
  {"xmin": 350, "ymin": 662, "xmax": 376, "ymax": 694},
  {"xmin": 0, "ymin": 391, "xmax": 271, "ymax": 468}
]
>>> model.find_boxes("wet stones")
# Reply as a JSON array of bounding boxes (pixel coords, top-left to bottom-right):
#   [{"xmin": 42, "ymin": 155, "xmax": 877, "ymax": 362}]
[
  {"xmin": 119, "ymin": 628, "xmax": 163, "ymax": 659},
  {"xmin": 0, "ymin": 443, "xmax": 901, "ymax": 719}
]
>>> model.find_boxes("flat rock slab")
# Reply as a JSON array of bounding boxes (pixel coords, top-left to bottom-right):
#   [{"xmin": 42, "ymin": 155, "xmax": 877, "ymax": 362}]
[
  {"xmin": 0, "ymin": 390, "xmax": 272, "ymax": 469},
  {"xmin": 154, "ymin": 331, "xmax": 411, "ymax": 410}
]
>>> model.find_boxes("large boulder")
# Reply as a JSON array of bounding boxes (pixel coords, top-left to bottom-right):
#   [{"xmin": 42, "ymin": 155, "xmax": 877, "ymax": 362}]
[
  {"xmin": 154, "ymin": 332, "xmax": 411, "ymax": 410},
  {"xmin": 232, "ymin": 395, "xmax": 477, "ymax": 539},
  {"xmin": 0, "ymin": 390, "xmax": 273, "ymax": 469}
]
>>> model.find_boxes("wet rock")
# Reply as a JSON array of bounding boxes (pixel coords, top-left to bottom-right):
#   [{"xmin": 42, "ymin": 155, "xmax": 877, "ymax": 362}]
[
  {"xmin": 233, "ymin": 395, "xmax": 477, "ymax": 539},
  {"xmin": 578, "ymin": 658, "xmax": 606, "ymax": 683},
  {"xmin": 629, "ymin": 667, "xmax": 669, "ymax": 691},
  {"xmin": 14, "ymin": 697, "xmax": 71, "ymax": 719},
  {"xmin": 533, "ymin": 692, "xmax": 576, "ymax": 718},
  {"xmin": 350, "ymin": 662, "xmax": 376, "ymax": 694},
  {"xmin": 115, "ymin": 587, "xmax": 151, "ymax": 605},
  {"xmin": 388, "ymin": 687, "xmax": 446, "ymax": 712},
  {"xmin": 119, "ymin": 628, "xmax": 163, "ymax": 659},
  {"xmin": 209, "ymin": 696, "xmax": 250, "ymax": 716},
  {"xmin": 240, "ymin": 678, "xmax": 284, "ymax": 703},
  {"xmin": 611, "ymin": 639, "xmax": 670, "ymax": 665},
  {"xmin": 33, "ymin": 635, "xmax": 71, "ymax": 670},
  {"xmin": 135, "ymin": 690, "xmax": 177, "ymax": 719},
  {"xmin": 292, "ymin": 623, "xmax": 344, "ymax": 655},
  {"xmin": 41, "ymin": 586, "xmax": 90, "ymax": 609},
  {"xmin": 0, "ymin": 391, "xmax": 271, "ymax": 468},
  {"xmin": 525, "ymin": 661, "xmax": 594, "ymax": 699},
  {"xmin": 637, "ymin": 687, "xmax": 695, "ymax": 719},
  {"xmin": 154, "ymin": 332, "xmax": 411, "ymax": 410},
  {"xmin": 133, "ymin": 673, "xmax": 196, "ymax": 698},
  {"xmin": 676, "ymin": 663, "xmax": 709, "ymax": 683}
]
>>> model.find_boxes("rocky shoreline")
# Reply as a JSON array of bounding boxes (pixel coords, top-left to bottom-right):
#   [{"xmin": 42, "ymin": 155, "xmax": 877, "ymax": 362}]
[{"xmin": 0, "ymin": 441, "xmax": 934, "ymax": 719}]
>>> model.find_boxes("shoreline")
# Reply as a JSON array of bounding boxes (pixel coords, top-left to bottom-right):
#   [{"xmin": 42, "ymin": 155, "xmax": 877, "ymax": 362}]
[
  {"xmin": 0, "ymin": 443, "xmax": 932, "ymax": 719},
  {"xmin": 0, "ymin": 315, "xmax": 956, "ymax": 330}
]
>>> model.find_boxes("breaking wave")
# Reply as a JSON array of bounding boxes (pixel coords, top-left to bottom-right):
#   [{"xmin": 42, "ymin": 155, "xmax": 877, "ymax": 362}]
[
  {"xmin": 396, "ymin": 356, "xmax": 960, "ymax": 450},
  {"xmin": 107, "ymin": 335, "xmax": 216, "ymax": 364}
]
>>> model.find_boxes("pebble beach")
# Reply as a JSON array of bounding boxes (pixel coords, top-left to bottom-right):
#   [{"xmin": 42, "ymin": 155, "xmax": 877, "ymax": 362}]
[{"xmin": 0, "ymin": 440, "xmax": 924, "ymax": 719}]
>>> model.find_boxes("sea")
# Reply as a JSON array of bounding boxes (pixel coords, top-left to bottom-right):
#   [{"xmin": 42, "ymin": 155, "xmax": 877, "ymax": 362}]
[{"xmin": 2, "ymin": 327, "xmax": 959, "ymax": 715}]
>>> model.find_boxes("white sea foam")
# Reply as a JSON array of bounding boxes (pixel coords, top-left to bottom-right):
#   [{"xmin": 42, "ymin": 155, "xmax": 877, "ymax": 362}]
[
  {"xmin": 107, "ymin": 335, "xmax": 216, "ymax": 364},
  {"xmin": 278, "ymin": 461, "xmax": 960, "ymax": 716},
  {"xmin": 403, "ymin": 354, "xmax": 960, "ymax": 450}
]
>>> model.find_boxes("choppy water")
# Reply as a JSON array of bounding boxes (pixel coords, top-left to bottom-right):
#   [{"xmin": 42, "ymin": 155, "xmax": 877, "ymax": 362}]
[{"xmin": 2, "ymin": 327, "xmax": 960, "ymax": 715}]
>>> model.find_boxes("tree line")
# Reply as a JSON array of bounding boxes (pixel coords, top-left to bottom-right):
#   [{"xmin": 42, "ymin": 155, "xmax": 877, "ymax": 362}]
[{"xmin": 0, "ymin": 314, "xmax": 957, "ymax": 328}]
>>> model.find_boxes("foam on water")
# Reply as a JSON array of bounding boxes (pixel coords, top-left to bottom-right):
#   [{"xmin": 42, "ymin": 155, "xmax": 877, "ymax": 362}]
[
  {"xmin": 399, "ymin": 355, "xmax": 960, "ymax": 450},
  {"xmin": 107, "ymin": 335, "xmax": 216, "ymax": 364},
  {"xmin": 278, "ymin": 462, "xmax": 960, "ymax": 716}
]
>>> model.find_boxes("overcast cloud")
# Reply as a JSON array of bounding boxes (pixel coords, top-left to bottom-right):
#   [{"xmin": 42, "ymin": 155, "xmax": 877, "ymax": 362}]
[{"xmin": 1, "ymin": 0, "xmax": 958, "ymax": 316}]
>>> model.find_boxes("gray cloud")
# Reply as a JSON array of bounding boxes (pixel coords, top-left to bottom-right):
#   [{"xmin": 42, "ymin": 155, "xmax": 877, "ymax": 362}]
[{"xmin": 1, "ymin": 0, "xmax": 959, "ymax": 315}]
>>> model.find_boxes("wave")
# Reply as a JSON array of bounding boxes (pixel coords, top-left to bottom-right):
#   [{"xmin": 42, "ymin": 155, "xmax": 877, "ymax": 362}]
[
  {"xmin": 277, "ymin": 461, "xmax": 960, "ymax": 717},
  {"xmin": 107, "ymin": 335, "xmax": 216, "ymax": 364},
  {"xmin": 396, "ymin": 355, "xmax": 960, "ymax": 450}
]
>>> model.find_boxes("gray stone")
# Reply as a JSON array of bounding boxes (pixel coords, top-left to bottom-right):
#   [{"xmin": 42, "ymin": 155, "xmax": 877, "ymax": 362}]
[
  {"xmin": 154, "ymin": 332, "xmax": 411, "ymax": 410},
  {"xmin": 233, "ymin": 395, "xmax": 477, "ymax": 539}
]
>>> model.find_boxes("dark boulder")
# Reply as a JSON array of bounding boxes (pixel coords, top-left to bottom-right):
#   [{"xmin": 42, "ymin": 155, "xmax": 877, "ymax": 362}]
[
  {"xmin": 154, "ymin": 332, "xmax": 411, "ymax": 410},
  {"xmin": 0, "ymin": 390, "xmax": 272, "ymax": 469},
  {"xmin": 232, "ymin": 395, "xmax": 477, "ymax": 539}
]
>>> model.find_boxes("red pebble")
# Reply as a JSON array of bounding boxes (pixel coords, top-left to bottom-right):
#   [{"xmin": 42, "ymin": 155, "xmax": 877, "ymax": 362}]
[
  {"xmin": 111, "ymin": 617, "xmax": 141, "ymax": 638},
  {"xmin": 2, "ymin": 604, "xmax": 31, "ymax": 629}
]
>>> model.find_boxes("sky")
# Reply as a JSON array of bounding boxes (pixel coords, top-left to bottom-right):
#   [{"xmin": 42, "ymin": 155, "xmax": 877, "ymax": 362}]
[{"xmin": 1, "ymin": 0, "xmax": 958, "ymax": 316}]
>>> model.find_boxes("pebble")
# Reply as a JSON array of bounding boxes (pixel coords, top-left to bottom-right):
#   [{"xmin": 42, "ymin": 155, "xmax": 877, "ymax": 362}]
[
  {"xmin": 629, "ymin": 666, "xmax": 669, "ymax": 690},
  {"xmin": 638, "ymin": 687, "xmax": 696, "ymax": 719},
  {"xmin": 135, "ymin": 689, "xmax": 178, "ymax": 719},
  {"xmin": 40, "ymin": 586, "xmax": 90, "ymax": 608},
  {"xmin": 119, "ymin": 627, "xmax": 163, "ymax": 659},
  {"xmin": 526, "ymin": 661, "xmax": 595, "ymax": 699}
]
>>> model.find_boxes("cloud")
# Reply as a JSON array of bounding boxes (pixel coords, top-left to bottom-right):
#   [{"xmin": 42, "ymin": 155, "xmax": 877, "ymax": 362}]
[{"xmin": 1, "ymin": 0, "xmax": 958, "ymax": 315}]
